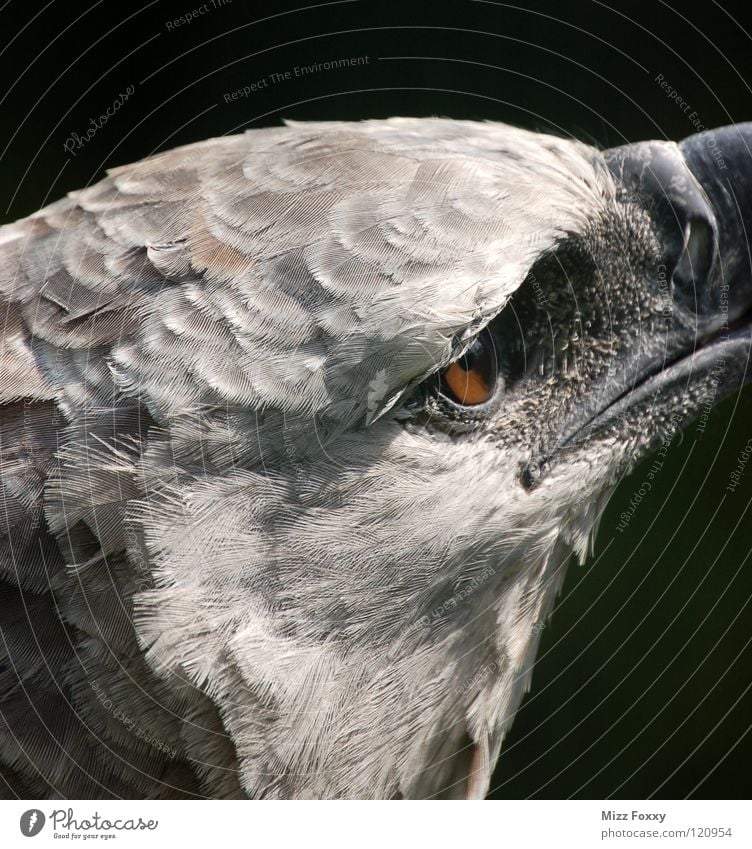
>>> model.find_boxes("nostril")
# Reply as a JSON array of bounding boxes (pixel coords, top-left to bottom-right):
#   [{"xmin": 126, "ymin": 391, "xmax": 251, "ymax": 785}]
[
  {"xmin": 671, "ymin": 215, "xmax": 718, "ymax": 314},
  {"xmin": 674, "ymin": 217, "xmax": 713, "ymax": 285},
  {"xmin": 603, "ymin": 140, "xmax": 723, "ymax": 317}
]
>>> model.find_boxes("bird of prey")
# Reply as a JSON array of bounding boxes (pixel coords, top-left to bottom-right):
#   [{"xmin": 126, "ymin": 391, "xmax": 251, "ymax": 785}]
[{"xmin": 0, "ymin": 117, "xmax": 750, "ymax": 799}]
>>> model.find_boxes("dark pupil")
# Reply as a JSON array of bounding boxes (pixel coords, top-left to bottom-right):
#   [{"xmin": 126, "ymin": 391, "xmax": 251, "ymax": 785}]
[{"xmin": 458, "ymin": 337, "xmax": 485, "ymax": 371}]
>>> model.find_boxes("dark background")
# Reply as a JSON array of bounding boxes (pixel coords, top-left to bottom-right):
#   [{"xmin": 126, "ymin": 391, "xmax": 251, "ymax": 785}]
[{"xmin": 1, "ymin": 0, "xmax": 751, "ymax": 799}]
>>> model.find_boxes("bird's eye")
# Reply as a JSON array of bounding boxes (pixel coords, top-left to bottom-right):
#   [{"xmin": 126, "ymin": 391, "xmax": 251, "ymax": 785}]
[{"xmin": 440, "ymin": 330, "xmax": 499, "ymax": 406}]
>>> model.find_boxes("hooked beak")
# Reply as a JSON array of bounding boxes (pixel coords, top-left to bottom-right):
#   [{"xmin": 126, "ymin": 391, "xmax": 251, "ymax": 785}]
[{"xmin": 566, "ymin": 124, "xmax": 752, "ymax": 450}]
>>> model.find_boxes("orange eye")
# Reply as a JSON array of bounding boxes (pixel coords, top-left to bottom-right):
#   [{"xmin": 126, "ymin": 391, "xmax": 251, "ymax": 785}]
[{"xmin": 440, "ymin": 331, "xmax": 499, "ymax": 406}]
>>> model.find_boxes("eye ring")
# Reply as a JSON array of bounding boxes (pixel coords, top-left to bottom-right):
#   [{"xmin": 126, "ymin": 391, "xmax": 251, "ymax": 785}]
[{"xmin": 439, "ymin": 329, "xmax": 499, "ymax": 406}]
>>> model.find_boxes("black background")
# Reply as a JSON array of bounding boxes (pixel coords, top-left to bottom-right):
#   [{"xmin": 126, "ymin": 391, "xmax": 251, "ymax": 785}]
[{"xmin": 1, "ymin": 0, "xmax": 751, "ymax": 799}]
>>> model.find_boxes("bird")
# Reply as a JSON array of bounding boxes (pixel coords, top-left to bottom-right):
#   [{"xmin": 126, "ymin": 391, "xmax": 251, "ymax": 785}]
[{"xmin": 0, "ymin": 117, "xmax": 750, "ymax": 800}]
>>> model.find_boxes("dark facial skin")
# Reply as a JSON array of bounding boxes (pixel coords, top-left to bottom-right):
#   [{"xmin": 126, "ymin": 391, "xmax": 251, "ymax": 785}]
[{"xmin": 414, "ymin": 129, "xmax": 752, "ymax": 502}]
